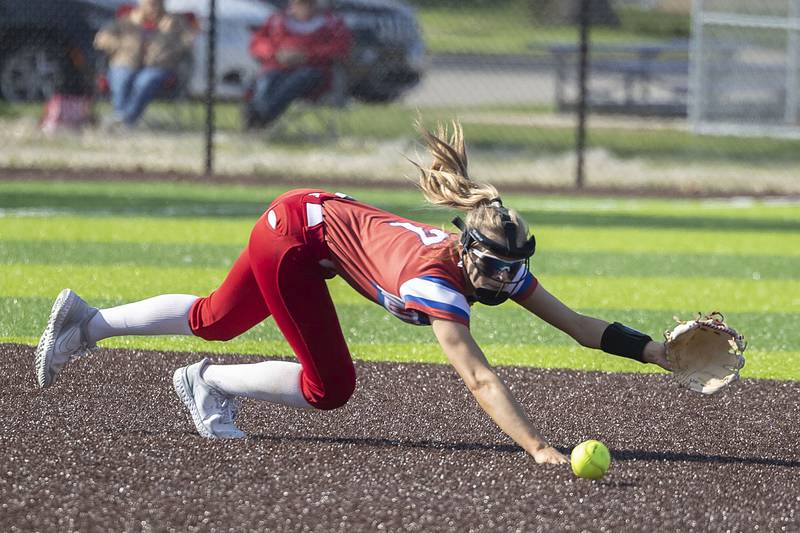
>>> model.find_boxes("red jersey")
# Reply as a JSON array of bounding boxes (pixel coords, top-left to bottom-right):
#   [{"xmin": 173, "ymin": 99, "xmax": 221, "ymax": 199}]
[{"xmin": 298, "ymin": 191, "xmax": 537, "ymax": 327}]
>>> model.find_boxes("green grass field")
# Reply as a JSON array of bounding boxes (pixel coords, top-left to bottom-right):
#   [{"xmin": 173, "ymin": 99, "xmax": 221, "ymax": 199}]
[
  {"xmin": 5, "ymin": 100, "xmax": 800, "ymax": 170},
  {"xmin": 2, "ymin": 179, "xmax": 798, "ymax": 380},
  {"xmin": 417, "ymin": 5, "xmax": 671, "ymax": 55}
]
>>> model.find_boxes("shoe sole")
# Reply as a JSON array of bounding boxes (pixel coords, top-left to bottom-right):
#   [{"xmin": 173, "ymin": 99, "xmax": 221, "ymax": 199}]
[
  {"xmin": 35, "ymin": 289, "xmax": 77, "ymax": 388},
  {"xmin": 172, "ymin": 367, "xmax": 246, "ymax": 440},
  {"xmin": 172, "ymin": 367, "xmax": 216, "ymax": 439}
]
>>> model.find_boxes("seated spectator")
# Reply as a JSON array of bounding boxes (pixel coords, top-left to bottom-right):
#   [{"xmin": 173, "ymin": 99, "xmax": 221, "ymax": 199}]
[
  {"xmin": 94, "ymin": 0, "xmax": 196, "ymax": 129},
  {"xmin": 246, "ymin": 0, "xmax": 352, "ymax": 129}
]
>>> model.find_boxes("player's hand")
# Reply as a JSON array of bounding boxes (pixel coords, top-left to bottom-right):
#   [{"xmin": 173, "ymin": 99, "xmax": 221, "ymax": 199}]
[
  {"xmin": 532, "ymin": 445, "xmax": 569, "ymax": 465},
  {"xmin": 642, "ymin": 341, "xmax": 673, "ymax": 371}
]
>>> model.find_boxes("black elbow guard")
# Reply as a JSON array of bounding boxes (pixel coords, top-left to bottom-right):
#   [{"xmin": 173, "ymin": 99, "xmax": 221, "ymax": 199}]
[{"xmin": 600, "ymin": 322, "xmax": 652, "ymax": 363}]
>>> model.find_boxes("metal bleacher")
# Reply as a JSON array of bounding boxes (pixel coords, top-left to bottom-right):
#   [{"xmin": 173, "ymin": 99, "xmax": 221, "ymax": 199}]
[{"xmin": 547, "ymin": 39, "xmax": 691, "ymax": 116}]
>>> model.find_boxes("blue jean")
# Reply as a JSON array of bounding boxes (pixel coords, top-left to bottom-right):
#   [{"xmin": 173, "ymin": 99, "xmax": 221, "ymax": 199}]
[
  {"xmin": 108, "ymin": 66, "xmax": 172, "ymax": 125},
  {"xmin": 250, "ymin": 67, "xmax": 326, "ymax": 125}
]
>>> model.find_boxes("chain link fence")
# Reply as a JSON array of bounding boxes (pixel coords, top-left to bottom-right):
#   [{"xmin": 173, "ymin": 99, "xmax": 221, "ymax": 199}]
[
  {"xmin": 690, "ymin": 0, "xmax": 800, "ymax": 138},
  {"xmin": 0, "ymin": 0, "xmax": 798, "ymax": 194}
]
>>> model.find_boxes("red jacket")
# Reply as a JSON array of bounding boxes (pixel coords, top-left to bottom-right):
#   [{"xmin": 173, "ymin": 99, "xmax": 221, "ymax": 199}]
[{"xmin": 249, "ymin": 11, "xmax": 351, "ymax": 74}]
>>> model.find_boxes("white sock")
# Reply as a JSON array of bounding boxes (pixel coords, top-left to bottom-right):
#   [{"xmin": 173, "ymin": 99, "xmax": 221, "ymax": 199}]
[
  {"xmin": 202, "ymin": 360, "xmax": 313, "ymax": 409},
  {"xmin": 87, "ymin": 294, "xmax": 199, "ymax": 343}
]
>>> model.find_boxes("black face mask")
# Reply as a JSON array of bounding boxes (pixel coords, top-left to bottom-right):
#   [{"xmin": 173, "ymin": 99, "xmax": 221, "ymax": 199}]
[
  {"xmin": 469, "ymin": 259, "xmax": 528, "ymax": 306},
  {"xmin": 453, "ymin": 202, "xmax": 535, "ymax": 307},
  {"xmin": 473, "ymin": 287, "xmax": 511, "ymax": 306}
]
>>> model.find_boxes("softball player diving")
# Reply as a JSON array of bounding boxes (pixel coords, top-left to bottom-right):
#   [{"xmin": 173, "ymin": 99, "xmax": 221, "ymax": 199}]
[{"xmin": 34, "ymin": 121, "xmax": 672, "ymax": 465}]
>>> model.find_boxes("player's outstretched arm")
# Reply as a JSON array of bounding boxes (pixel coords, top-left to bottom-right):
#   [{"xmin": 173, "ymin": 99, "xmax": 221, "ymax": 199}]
[
  {"xmin": 430, "ymin": 317, "xmax": 568, "ymax": 465},
  {"xmin": 518, "ymin": 284, "xmax": 672, "ymax": 371}
]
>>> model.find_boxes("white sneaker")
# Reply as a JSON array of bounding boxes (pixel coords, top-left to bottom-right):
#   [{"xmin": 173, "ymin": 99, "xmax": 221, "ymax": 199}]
[
  {"xmin": 35, "ymin": 288, "xmax": 98, "ymax": 388},
  {"xmin": 173, "ymin": 358, "xmax": 246, "ymax": 439}
]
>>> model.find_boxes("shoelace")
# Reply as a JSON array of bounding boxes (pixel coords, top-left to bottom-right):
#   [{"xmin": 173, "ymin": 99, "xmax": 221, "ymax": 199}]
[
  {"xmin": 209, "ymin": 389, "xmax": 241, "ymax": 425},
  {"xmin": 227, "ymin": 398, "xmax": 242, "ymax": 424},
  {"xmin": 70, "ymin": 312, "xmax": 100, "ymax": 363},
  {"xmin": 68, "ymin": 344, "xmax": 97, "ymax": 363}
]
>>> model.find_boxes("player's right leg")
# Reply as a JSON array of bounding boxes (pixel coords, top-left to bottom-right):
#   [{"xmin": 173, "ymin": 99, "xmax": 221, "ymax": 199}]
[
  {"xmin": 199, "ymin": 210, "xmax": 356, "ymax": 414},
  {"xmin": 185, "ymin": 240, "xmax": 355, "ymax": 440},
  {"xmin": 172, "ymin": 245, "xmax": 274, "ymax": 439},
  {"xmin": 182, "ymin": 197, "xmax": 356, "ymax": 439},
  {"xmin": 172, "ymin": 357, "xmax": 245, "ymax": 439}
]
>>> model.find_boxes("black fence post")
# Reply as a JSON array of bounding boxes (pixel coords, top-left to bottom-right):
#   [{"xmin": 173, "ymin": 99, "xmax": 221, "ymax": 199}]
[
  {"xmin": 204, "ymin": 0, "xmax": 217, "ymax": 176},
  {"xmin": 576, "ymin": 0, "xmax": 591, "ymax": 189}
]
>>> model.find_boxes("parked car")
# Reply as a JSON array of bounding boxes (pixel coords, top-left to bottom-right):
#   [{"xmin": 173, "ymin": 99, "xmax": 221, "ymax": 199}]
[
  {"xmin": 322, "ymin": 0, "xmax": 426, "ymax": 103},
  {"xmin": 0, "ymin": 0, "xmax": 424, "ymax": 103},
  {"xmin": 0, "ymin": 0, "xmax": 119, "ymax": 101},
  {"xmin": 166, "ymin": 0, "xmax": 425, "ymax": 102}
]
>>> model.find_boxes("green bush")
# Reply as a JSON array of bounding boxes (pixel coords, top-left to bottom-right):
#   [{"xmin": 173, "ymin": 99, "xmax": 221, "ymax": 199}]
[{"xmin": 616, "ymin": 6, "xmax": 691, "ymax": 38}]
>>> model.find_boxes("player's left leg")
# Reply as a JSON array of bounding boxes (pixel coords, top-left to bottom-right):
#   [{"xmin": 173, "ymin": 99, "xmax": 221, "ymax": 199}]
[
  {"xmin": 35, "ymin": 288, "xmax": 99, "ymax": 388},
  {"xmin": 35, "ymin": 244, "xmax": 270, "ymax": 388},
  {"xmin": 34, "ymin": 290, "xmax": 198, "ymax": 388}
]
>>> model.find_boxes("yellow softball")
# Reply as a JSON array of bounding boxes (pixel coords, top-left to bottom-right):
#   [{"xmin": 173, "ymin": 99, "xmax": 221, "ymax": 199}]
[{"xmin": 570, "ymin": 439, "xmax": 611, "ymax": 479}]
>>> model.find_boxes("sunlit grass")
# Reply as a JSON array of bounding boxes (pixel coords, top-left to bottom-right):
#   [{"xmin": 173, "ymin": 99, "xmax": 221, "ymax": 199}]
[
  {"xmin": 1, "ymin": 179, "xmax": 798, "ymax": 380},
  {"xmin": 417, "ymin": 5, "xmax": 660, "ymax": 55}
]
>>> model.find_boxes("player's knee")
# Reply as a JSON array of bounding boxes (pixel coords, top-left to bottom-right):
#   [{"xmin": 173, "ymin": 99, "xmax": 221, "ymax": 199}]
[
  {"xmin": 189, "ymin": 296, "xmax": 240, "ymax": 341},
  {"xmin": 191, "ymin": 319, "xmax": 239, "ymax": 341},
  {"xmin": 195, "ymin": 329, "xmax": 238, "ymax": 342},
  {"xmin": 309, "ymin": 370, "xmax": 356, "ymax": 411},
  {"xmin": 313, "ymin": 387, "xmax": 354, "ymax": 410}
]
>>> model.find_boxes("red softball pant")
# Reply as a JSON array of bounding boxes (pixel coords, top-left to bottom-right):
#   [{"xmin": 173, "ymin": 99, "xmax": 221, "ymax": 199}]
[{"xmin": 188, "ymin": 190, "xmax": 355, "ymax": 410}]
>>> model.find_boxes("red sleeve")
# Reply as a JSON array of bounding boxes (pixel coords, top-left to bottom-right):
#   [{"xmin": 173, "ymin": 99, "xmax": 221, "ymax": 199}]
[
  {"xmin": 510, "ymin": 272, "xmax": 539, "ymax": 303},
  {"xmin": 304, "ymin": 16, "xmax": 351, "ymax": 62},
  {"xmin": 249, "ymin": 15, "xmax": 280, "ymax": 63}
]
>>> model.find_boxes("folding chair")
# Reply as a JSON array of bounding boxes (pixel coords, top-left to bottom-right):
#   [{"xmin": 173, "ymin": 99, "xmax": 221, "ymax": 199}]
[
  {"xmin": 241, "ymin": 63, "xmax": 350, "ymax": 141},
  {"xmin": 94, "ymin": 4, "xmax": 199, "ymax": 130}
]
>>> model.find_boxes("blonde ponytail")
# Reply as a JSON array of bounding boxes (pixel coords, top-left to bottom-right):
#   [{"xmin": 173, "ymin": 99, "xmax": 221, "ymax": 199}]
[
  {"xmin": 412, "ymin": 119, "xmax": 531, "ymax": 248},
  {"xmin": 414, "ymin": 120, "xmax": 498, "ymax": 211}
]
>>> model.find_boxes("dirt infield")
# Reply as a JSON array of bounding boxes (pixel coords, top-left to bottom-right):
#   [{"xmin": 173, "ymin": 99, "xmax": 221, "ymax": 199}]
[{"xmin": 2, "ymin": 343, "xmax": 798, "ymax": 532}]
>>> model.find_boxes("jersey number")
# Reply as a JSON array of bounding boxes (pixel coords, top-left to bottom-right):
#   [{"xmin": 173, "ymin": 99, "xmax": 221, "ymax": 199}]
[{"xmin": 389, "ymin": 222, "xmax": 449, "ymax": 246}]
